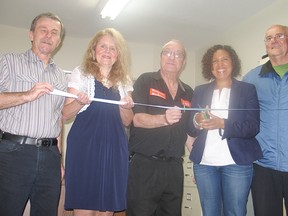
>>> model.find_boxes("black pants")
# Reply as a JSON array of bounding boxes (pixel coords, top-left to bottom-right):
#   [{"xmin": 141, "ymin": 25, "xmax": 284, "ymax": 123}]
[
  {"xmin": 251, "ymin": 163, "xmax": 288, "ymax": 216},
  {"xmin": 127, "ymin": 153, "xmax": 183, "ymax": 216},
  {"xmin": 0, "ymin": 139, "xmax": 61, "ymax": 216}
]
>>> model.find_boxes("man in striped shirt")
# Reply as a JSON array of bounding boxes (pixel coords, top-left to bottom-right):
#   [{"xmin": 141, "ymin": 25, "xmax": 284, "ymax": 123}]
[{"xmin": 0, "ymin": 12, "xmax": 67, "ymax": 216}]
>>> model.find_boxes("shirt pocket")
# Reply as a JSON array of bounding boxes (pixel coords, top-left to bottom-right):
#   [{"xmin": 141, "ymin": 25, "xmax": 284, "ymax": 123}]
[
  {"xmin": 15, "ymin": 74, "xmax": 38, "ymax": 92},
  {"xmin": 16, "ymin": 73, "xmax": 38, "ymax": 83}
]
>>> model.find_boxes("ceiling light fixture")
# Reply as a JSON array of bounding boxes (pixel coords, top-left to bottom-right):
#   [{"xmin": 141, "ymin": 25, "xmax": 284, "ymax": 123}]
[{"xmin": 100, "ymin": 0, "xmax": 130, "ymax": 20}]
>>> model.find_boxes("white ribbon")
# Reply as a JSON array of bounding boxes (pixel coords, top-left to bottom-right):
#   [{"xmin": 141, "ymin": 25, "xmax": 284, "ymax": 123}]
[
  {"xmin": 50, "ymin": 89, "xmax": 260, "ymax": 111},
  {"xmin": 50, "ymin": 89, "xmax": 126, "ymax": 105}
]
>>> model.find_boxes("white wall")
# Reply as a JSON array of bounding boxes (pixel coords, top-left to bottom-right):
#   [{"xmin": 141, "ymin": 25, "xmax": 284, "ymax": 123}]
[
  {"xmin": 0, "ymin": 24, "xmax": 195, "ymax": 85},
  {"xmin": 0, "ymin": 24, "xmax": 88, "ymax": 69},
  {"xmin": 1, "ymin": 0, "xmax": 286, "ymax": 105},
  {"xmin": 0, "ymin": 1, "xmax": 286, "ymax": 214},
  {"xmin": 0, "ymin": 0, "xmax": 285, "ymax": 160},
  {"xmin": 193, "ymin": 1, "xmax": 287, "ymax": 215},
  {"xmin": 0, "ymin": 25, "xmax": 31, "ymax": 53},
  {"xmin": 195, "ymin": 0, "xmax": 288, "ymax": 85},
  {"xmin": 128, "ymin": 41, "xmax": 196, "ymax": 88},
  {"xmin": 0, "ymin": 24, "xmax": 196, "ymax": 160},
  {"xmin": 0, "ymin": 0, "xmax": 285, "ymax": 169}
]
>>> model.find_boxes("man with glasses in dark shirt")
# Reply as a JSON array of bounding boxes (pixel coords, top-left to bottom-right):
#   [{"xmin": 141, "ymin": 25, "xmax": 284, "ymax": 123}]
[{"xmin": 127, "ymin": 39, "xmax": 194, "ymax": 216}]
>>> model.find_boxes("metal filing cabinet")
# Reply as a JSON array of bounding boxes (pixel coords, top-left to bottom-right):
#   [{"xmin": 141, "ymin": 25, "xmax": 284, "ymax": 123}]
[{"xmin": 182, "ymin": 147, "xmax": 202, "ymax": 216}]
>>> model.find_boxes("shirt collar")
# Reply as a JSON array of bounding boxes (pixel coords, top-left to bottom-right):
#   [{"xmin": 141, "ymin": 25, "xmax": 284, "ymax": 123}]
[
  {"xmin": 25, "ymin": 49, "xmax": 56, "ymax": 66},
  {"xmin": 154, "ymin": 70, "xmax": 186, "ymax": 92},
  {"xmin": 259, "ymin": 60, "xmax": 277, "ymax": 77}
]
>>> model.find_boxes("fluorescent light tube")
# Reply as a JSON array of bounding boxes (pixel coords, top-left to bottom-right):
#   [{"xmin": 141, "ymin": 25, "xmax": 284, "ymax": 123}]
[{"xmin": 100, "ymin": 0, "xmax": 130, "ymax": 20}]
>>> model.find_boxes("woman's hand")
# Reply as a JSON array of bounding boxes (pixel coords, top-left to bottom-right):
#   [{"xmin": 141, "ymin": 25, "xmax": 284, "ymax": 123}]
[
  {"xmin": 119, "ymin": 96, "xmax": 134, "ymax": 126},
  {"xmin": 199, "ymin": 112, "xmax": 225, "ymax": 130},
  {"xmin": 76, "ymin": 92, "xmax": 91, "ymax": 105},
  {"xmin": 120, "ymin": 96, "xmax": 134, "ymax": 109},
  {"xmin": 62, "ymin": 89, "xmax": 91, "ymax": 121}
]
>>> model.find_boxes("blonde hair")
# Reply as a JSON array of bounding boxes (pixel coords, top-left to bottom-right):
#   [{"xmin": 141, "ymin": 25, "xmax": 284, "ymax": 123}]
[{"xmin": 82, "ymin": 28, "xmax": 131, "ymax": 87}]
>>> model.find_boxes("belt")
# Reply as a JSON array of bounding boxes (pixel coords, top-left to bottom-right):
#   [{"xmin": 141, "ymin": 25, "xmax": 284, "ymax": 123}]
[
  {"xmin": 131, "ymin": 152, "xmax": 175, "ymax": 162},
  {"xmin": 151, "ymin": 155, "xmax": 174, "ymax": 161},
  {"xmin": 0, "ymin": 130, "xmax": 57, "ymax": 147}
]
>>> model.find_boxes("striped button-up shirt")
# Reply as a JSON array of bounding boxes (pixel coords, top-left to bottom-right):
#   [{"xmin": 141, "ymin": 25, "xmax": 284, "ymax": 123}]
[{"xmin": 0, "ymin": 49, "xmax": 67, "ymax": 138}]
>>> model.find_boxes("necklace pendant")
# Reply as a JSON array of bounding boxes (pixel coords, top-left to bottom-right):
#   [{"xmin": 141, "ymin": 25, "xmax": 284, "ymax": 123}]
[{"xmin": 101, "ymin": 78, "xmax": 110, "ymax": 88}]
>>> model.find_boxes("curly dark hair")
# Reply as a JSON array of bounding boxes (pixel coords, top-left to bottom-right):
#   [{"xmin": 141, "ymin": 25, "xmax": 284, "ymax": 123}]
[{"xmin": 201, "ymin": 45, "xmax": 241, "ymax": 80}]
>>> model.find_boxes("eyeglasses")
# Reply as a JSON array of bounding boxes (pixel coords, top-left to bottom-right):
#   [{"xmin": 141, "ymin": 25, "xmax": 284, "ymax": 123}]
[
  {"xmin": 161, "ymin": 50, "xmax": 185, "ymax": 59},
  {"xmin": 264, "ymin": 33, "xmax": 287, "ymax": 43}
]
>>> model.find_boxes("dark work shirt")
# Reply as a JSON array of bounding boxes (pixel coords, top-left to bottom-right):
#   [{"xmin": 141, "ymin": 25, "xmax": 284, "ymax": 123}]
[{"xmin": 129, "ymin": 71, "xmax": 193, "ymax": 158}]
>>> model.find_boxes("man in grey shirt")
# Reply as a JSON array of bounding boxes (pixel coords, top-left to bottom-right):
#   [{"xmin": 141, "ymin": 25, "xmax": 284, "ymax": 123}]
[{"xmin": 0, "ymin": 12, "xmax": 67, "ymax": 216}]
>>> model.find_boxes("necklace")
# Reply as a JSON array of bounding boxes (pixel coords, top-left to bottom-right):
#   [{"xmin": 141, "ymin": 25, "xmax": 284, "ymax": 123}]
[{"xmin": 101, "ymin": 77, "xmax": 110, "ymax": 88}]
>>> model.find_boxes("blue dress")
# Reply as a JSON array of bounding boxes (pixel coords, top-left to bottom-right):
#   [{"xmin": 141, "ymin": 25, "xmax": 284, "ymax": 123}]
[{"xmin": 65, "ymin": 80, "xmax": 128, "ymax": 211}]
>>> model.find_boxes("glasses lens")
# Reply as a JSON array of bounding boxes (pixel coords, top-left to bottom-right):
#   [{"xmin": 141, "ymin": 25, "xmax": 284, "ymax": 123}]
[
  {"xmin": 175, "ymin": 52, "xmax": 184, "ymax": 59},
  {"xmin": 162, "ymin": 50, "xmax": 184, "ymax": 59},
  {"xmin": 162, "ymin": 50, "xmax": 170, "ymax": 57},
  {"xmin": 265, "ymin": 33, "xmax": 286, "ymax": 43}
]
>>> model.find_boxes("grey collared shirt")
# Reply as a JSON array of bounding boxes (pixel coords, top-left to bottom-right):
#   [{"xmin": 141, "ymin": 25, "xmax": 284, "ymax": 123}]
[{"xmin": 0, "ymin": 49, "xmax": 67, "ymax": 138}]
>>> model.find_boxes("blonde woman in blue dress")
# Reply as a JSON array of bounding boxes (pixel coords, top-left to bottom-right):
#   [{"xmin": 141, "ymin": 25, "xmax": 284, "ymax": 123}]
[{"xmin": 62, "ymin": 28, "xmax": 134, "ymax": 216}]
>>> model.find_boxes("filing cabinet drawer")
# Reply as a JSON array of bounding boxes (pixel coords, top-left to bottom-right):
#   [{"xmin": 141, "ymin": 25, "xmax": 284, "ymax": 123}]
[
  {"xmin": 183, "ymin": 157, "xmax": 195, "ymax": 186},
  {"xmin": 182, "ymin": 186, "xmax": 202, "ymax": 216}
]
